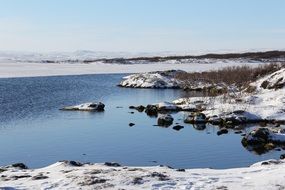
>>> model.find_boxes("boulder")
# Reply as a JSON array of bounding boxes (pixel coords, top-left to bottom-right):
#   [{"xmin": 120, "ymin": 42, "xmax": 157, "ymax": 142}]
[
  {"xmin": 217, "ymin": 128, "xmax": 228, "ymax": 136},
  {"xmin": 172, "ymin": 125, "xmax": 184, "ymax": 131},
  {"xmin": 208, "ymin": 115, "xmax": 223, "ymax": 125},
  {"xmin": 241, "ymin": 127, "xmax": 285, "ymax": 155},
  {"xmin": 129, "ymin": 105, "xmax": 145, "ymax": 112},
  {"xmin": 184, "ymin": 113, "xmax": 206, "ymax": 124},
  {"xmin": 145, "ymin": 105, "xmax": 158, "ymax": 116},
  {"xmin": 242, "ymin": 128, "xmax": 271, "ymax": 145},
  {"xmin": 157, "ymin": 114, "xmax": 174, "ymax": 127},
  {"xmin": 193, "ymin": 124, "xmax": 206, "ymax": 130}
]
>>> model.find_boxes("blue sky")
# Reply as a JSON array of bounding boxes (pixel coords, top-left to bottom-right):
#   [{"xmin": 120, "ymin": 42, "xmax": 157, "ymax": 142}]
[{"xmin": 0, "ymin": 0, "xmax": 284, "ymax": 52}]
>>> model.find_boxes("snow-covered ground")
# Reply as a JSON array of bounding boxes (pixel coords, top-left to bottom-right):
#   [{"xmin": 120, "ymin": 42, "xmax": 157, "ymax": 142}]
[
  {"xmin": 172, "ymin": 68, "xmax": 285, "ymax": 122},
  {"xmin": 1, "ymin": 160, "xmax": 285, "ymax": 189},
  {"xmin": 0, "ymin": 61, "xmax": 262, "ymax": 78}
]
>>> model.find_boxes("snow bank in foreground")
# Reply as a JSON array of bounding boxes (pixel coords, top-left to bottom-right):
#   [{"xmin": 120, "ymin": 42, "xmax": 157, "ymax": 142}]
[{"xmin": 1, "ymin": 160, "xmax": 285, "ymax": 189}]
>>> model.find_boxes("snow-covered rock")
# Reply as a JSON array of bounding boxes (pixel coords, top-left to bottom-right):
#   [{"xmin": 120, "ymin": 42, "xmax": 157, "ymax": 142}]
[
  {"xmin": 2, "ymin": 160, "xmax": 285, "ymax": 189},
  {"xmin": 241, "ymin": 127, "xmax": 285, "ymax": 154},
  {"xmin": 119, "ymin": 70, "xmax": 185, "ymax": 88},
  {"xmin": 258, "ymin": 68, "xmax": 285, "ymax": 90},
  {"xmin": 60, "ymin": 102, "xmax": 105, "ymax": 111},
  {"xmin": 242, "ymin": 127, "xmax": 285, "ymax": 145}
]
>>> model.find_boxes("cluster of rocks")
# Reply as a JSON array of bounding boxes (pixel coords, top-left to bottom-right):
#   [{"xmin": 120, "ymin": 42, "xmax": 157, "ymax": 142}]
[{"xmin": 241, "ymin": 127, "xmax": 285, "ymax": 154}]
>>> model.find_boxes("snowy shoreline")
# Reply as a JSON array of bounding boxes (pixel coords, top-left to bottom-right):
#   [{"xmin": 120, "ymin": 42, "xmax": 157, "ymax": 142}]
[
  {"xmin": 0, "ymin": 61, "xmax": 262, "ymax": 78},
  {"xmin": 1, "ymin": 159, "xmax": 285, "ymax": 189}
]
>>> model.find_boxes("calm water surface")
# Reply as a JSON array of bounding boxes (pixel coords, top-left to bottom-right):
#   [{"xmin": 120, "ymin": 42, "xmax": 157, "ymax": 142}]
[{"xmin": 0, "ymin": 74, "xmax": 283, "ymax": 169}]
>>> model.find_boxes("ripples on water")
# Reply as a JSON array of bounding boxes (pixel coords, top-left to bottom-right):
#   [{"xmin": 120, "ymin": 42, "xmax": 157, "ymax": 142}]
[{"xmin": 0, "ymin": 74, "xmax": 283, "ymax": 168}]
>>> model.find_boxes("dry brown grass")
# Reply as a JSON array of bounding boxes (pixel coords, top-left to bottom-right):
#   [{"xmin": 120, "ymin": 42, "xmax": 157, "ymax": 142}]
[{"xmin": 176, "ymin": 63, "xmax": 284, "ymax": 89}]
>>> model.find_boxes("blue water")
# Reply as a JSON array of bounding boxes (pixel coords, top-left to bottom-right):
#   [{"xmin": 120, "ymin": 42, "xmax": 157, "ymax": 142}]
[{"xmin": 0, "ymin": 74, "xmax": 283, "ymax": 169}]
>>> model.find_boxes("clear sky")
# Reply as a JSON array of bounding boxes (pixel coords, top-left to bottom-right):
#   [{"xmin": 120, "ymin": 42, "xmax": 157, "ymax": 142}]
[{"xmin": 0, "ymin": 0, "xmax": 284, "ymax": 52}]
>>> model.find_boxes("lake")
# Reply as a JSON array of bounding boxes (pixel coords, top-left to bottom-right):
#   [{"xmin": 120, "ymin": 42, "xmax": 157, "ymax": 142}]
[{"xmin": 0, "ymin": 74, "xmax": 283, "ymax": 169}]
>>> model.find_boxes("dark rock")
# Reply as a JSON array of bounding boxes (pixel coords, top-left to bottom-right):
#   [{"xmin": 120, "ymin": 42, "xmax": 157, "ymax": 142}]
[
  {"xmin": 217, "ymin": 128, "xmax": 228, "ymax": 136},
  {"xmin": 89, "ymin": 102, "xmax": 105, "ymax": 111},
  {"xmin": 129, "ymin": 123, "xmax": 135, "ymax": 127},
  {"xmin": 129, "ymin": 105, "xmax": 145, "ymax": 112},
  {"xmin": 63, "ymin": 160, "xmax": 83, "ymax": 167},
  {"xmin": 184, "ymin": 113, "xmax": 206, "ymax": 124},
  {"xmin": 193, "ymin": 124, "xmax": 206, "ymax": 131},
  {"xmin": 132, "ymin": 177, "xmax": 144, "ymax": 185},
  {"xmin": 79, "ymin": 177, "xmax": 107, "ymax": 186},
  {"xmin": 176, "ymin": 169, "xmax": 185, "ymax": 172},
  {"xmin": 208, "ymin": 115, "xmax": 223, "ymax": 125},
  {"xmin": 151, "ymin": 172, "xmax": 169, "ymax": 181},
  {"xmin": 261, "ymin": 80, "xmax": 270, "ymax": 89},
  {"xmin": 261, "ymin": 160, "xmax": 282, "ymax": 165},
  {"xmin": 145, "ymin": 105, "xmax": 158, "ymax": 116},
  {"xmin": 32, "ymin": 174, "xmax": 49, "ymax": 180},
  {"xmin": 242, "ymin": 128, "xmax": 270, "ymax": 145},
  {"xmin": 11, "ymin": 175, "xmax": 31, "ymax": 180},
  {"xmin": 129, "ymin": 111, "xmax": 135, "ymax": 114},
  {"xmin": 234, "ymin": 131, "xmax": 243, "ymax": 134},
  {"xmin": 11, "ymin": 163, "xmax": 28, "ymax": 169},
  {"xmin": 0, "ymin": 168, "xmax": 7, "ymax": 173},
  {"xmin": 104, "ymin": 162, "xmax": 121, "ymax": 167},
  {"xmin": 157, "ymin": 114, "xmax": 173, "ymax": 127},
  {"xmin": 173, "ymin": 125, "xmax": 184, "ymax": 131}
]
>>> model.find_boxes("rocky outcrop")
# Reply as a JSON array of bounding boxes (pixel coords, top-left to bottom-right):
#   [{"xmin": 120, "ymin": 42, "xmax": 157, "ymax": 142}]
[{"xmin": 119, "ymin": 70, "xmax": 185, "ymax": 88}]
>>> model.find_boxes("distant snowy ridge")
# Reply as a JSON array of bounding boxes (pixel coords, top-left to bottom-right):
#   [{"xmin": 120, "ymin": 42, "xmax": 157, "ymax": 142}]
[{"xmin": 1, "ymin": 50, "xmax": 285, "ymax": 64}]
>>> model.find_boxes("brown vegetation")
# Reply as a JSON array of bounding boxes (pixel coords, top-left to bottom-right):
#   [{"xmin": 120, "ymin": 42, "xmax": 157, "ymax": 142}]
[{"xmin": 176, "ymin": 62, "xmax": 285, "ymax": 90}]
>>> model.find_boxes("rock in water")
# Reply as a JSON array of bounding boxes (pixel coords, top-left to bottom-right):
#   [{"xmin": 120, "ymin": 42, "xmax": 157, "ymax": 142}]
[
  {"xmin": 241, "ymin": 127, "xmax": 285, "ymax": 154},
  {"xmin": 129, "ymin": 123, "xmax": 135, "ymax": 127},
  {"xmin": 145, "ymin": 105, "xmax": 158, "ymax": 116},
  {"xmin": 184, "ymin": 113, "xmax": 206, "ymax": 124},
  {"xmin": 157, "ymin": 114, "xmax": 174, "ymax": 127},
  {"xmin": 129, "ymin": 105, "xmax": 145, "ymax": 112},
  {"xmin": 217, "ymin": 128, "xmax": 229, "ymax": 136},
  {"xmin": 173, "ymin": 125, "xmax": 184, "ymax": 131},
  {"xmin": 60, "ymin": 102, "xmax": 105, "ymax": 111}
]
